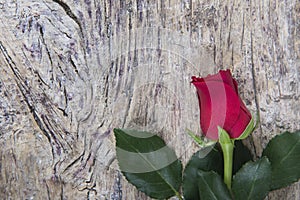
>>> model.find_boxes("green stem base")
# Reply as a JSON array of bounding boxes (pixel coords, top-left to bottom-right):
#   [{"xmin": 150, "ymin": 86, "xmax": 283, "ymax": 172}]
[
  {"xmin": 218, "ymin": 127, "xmax": 235, "ymax": 190},
  {"xmin": 221, "ymin": 141, "xmax": 234, "ymax": 190}
]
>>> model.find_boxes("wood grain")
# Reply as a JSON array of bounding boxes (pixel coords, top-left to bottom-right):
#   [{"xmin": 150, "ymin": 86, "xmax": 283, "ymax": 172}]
[{"xmin": 0, "ymin": 0, "xmax": 299, "ymax": 199}]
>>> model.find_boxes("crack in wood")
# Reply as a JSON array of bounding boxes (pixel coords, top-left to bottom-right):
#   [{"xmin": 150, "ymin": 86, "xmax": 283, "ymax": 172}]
[
  {"xmin": 38, "ymin": 23, "xmax": 54, "ymax": 70},
  {"xmin": 52, "ymin": 0, "xmax": 88, "ymax": 66},
  {"xmin": 0, "ymin": 40, "xmax": 74, "ymax": 170},
  {"xmin": 52, "ymin": 0, "xmax": 83, "ymax": 37},
  {"xmin": 111, "ymin": 171, "xmax": 122, "ymax": 200},
  {"xmin": 0, "ymin": 43, "xmax": 53, "ymax": 152},
  {"xmin": 250, "ymin": 30, "xmax": 262, "ymax": 157}
]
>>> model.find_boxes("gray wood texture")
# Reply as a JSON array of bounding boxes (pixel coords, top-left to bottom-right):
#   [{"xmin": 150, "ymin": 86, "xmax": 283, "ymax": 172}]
[{"xmin": 0, "ymin": 0, "xmax": 299, "ymax": 199}]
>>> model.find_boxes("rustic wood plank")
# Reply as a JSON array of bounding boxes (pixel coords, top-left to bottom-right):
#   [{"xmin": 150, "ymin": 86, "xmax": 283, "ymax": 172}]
[{"xmin": 0, "ymin": 0, "xmax": 299, "ymax": 199}]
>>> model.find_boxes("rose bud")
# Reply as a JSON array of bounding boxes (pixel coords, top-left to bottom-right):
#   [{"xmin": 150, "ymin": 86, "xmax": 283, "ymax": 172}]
[{"xmin": 191, "ymin": 69, "xmax": 253, "ymax": 140}]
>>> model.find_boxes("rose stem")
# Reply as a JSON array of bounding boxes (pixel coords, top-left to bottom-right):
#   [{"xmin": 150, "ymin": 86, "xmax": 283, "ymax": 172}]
[
  {"xmin": 221, "ymin": 140, "xmax": 234, "ymax": 190},
  {"xmin": 175, "ymin": 192, "xmax": 183, "ymax": 200}
]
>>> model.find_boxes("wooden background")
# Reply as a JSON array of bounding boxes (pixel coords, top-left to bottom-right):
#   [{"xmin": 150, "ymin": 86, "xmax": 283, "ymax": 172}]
[{"xmin": 0, "ymin": 0, "xmax": 299, "ymax": 199}]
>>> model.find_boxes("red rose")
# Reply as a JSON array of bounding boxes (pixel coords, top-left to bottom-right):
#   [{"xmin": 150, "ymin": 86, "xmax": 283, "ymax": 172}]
[{"xmin": 191, "ymin": 70, "xmax": 252, "ymax": 140}]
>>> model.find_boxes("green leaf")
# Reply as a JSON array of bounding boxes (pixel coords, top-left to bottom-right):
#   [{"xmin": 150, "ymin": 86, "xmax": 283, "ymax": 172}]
[
  {"xmin": 183, "ymin": 146, "xmax": 223, "ymax": 200},
  {"xmin": 262, "ymin": 131, "xmax": 300, "ymax": 190},
  {"xmin": 232, "ymin": 157, "xmax": 271, "ymax": 200},
  {"xmin": 233, "ymin": 140, "xmax": 253, "ymax": 174},
  {"xmin": 114, "ymin": 128, "xmax": 182, "ymax": 199},
  {"xmin": 197, "ymin": 170, "xmax": 232, "ymax": 200},
  {"xmin": 183, "ymin": 141, "xmax": 252, "ymax": 200}
]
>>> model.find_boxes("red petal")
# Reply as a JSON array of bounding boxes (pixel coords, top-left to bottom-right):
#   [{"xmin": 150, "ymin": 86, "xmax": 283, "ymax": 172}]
[
  {"xmin": 191, "ymin": 76, "xmax": 204, "ymax": 82},
  {"xmin": 239, "ymin": 98, "xmax": 252, "ymax": 119},
  {"xmin": 192, "ymin": 70, "xmax": 238, "ymax": 93},
  {"xmin": 229, "ymin": 109, "xmax": 252, "ymax": 138},
  {"xmin": 192, "ymin": 81, "xmax": 240, "ymax": 140},
  {"xmin": 232, "ymin": 79, "xmax": 239, "ymax": 94}
]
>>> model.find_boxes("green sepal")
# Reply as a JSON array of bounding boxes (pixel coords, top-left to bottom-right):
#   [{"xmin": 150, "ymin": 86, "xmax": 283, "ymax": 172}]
[
  {"xmin": 186, "ymin": 128, "xmax": 216, "ymax": 148},
  {"xmin": 235, "ymin": 117, "xmax": 255, "ymax": 140},
  {"xmin": 218, "ymin": 127, "xmax": 233, "ymax": 146}
]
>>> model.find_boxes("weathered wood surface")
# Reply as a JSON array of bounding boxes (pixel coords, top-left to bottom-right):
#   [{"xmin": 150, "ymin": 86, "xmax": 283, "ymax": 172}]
[{"xmin": 0, "ymin": 0, "xmax": 299, "ymax": 199}]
